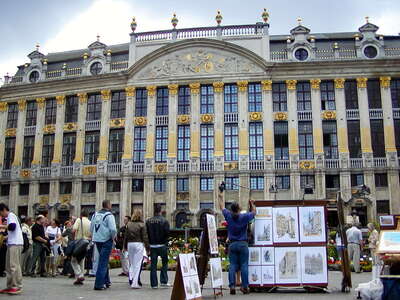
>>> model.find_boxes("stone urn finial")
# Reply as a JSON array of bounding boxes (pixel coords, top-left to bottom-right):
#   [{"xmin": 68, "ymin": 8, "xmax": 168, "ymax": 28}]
[
  {"xmin": 216, "ymin": 10, "xmax": 223, "ymax": 25},
  {"xmin": 262, "ymin": 8, "xmax": 269, "ymax": 23},
  {"xmin": 171, "ymin": 13, "xmax": 178, "ymax": 29},
  {"xmin": 131, "ymin": 17, "xmax": 137, "ymax": 32}
]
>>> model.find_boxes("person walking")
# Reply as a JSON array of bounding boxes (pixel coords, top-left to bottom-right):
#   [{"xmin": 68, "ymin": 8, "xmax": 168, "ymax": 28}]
[
  {"xmin": 146, "ymin": 204, "xmax": 170, "ymax": 289},
  {"xmin": 71, "ymin": 210, "xmax": 91, "ymax": 285},
  {"xmin": 218, "ymin": 190, "xmax": 256, "ymax": 295},
  {"xmin": 367, "ymin": 223, "xmax": 381, "ymax": 279},
  {"xmin": 21, "ymin": 217, "xmax": 33, "ymax": 276},
  {"xmin": 45, "ymin": 219, "xmax": 62, "ymax": 277},
  {"xmin": 61, "ymin": 220, "xmax": 74, "ymax": 277},
  {"xmin": 90, "ymin": 200, "xmax": 117, "ymax": 291},
  {"xmin": 124, "ymin": 209, "xmax": 149, "ymax": 289},
  {"xmin": 346, "ymin": 222, "xmax": 363, "ymax": 273},
  {"xmin": 0, "ymin": 203, "xmax": 24, "ymax": 295},
  {"xmin": 116, "ymin": 216, "xmax": 131, "ymax": 277},
  {"xmin": 28, "ymin": 215, "xmax": 48, "ymax": 277}
]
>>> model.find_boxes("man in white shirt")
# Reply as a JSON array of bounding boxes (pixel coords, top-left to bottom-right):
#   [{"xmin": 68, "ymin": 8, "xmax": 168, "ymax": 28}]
[
  {"xmin": 346, "ymin": 222, "xmax": 363, "ymax": 273},
  {"xmin": 0, "ymin": 203, "xmax": 23, "ymax": 295}
]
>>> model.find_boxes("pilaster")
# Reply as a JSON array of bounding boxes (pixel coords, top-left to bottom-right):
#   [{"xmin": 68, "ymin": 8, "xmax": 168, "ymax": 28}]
[
  {"xmin": 237, "ymin": 81, "xmax": 249, "ymax": 170},
  {"xmin": 189, "ymin": 83, "xmax": 200, "ymax": 171},
  {"xmin": 122, "ymin": 86, "xmax": 135, "ymax": 173},
  {"xmin": 310, "ymin": 79, "xmax": 324, "ymax": 167},
  {"xmin": 167, "ymin": 84, "xmax": 178, "ymax": 172},
  {"xmin": 0, "ymin": 102, "xmax": 8, "ymax": 168},
  {"xmin": 73, "ymin": 93, "xmax": 88, "ymax": 175},
  {"xmin": 339, "ymin": 171, "xmax": 352, "ymax": 203},
  {"xmin": 31, "ymin": 98, "xmax": 46, "ymax": 177},
  {"xmin": 363, "ymin": 171, "xmax": 376, "ymax": 221},
  {"xmin": 189, "ymin": 175, "xmax": 200, "ymax": 216},
  {"xmin": 28, "ymin": 181, "xmax": 38, "ymax": 217},
  {"xmin": 334, "ymin": 78, "xmax": 350, "ymax": 168},
  {"xmin": 52, "ymin": 95, "xmax": 66, "ymax": 176},
  {"xmin": 238, "ymin": 174, "xmax": 250, "ymax": 208},
  {"xmin": 72, "ymin": 179, "xmax": 82, "ymax": 217},
  {"xmin": 166, "ymin": 174, "xmax": 176, "ymax": 224},
  {"xmin": 49, "ymin": 180, "xmax": 59, "ymax": 219},
  {"xmin": 95, "ymin": 177, "xmax": 106, "ymax": 210},
  {"xmin": 121, "ymin": 176, "xmax": 132, "ymax": 224},
  {"xmin": 144, "ymin": 86, "xmax": 156, "ymax": 173},
  {"xmin": 9, "ymin": 182, "xmax": 18, "ymax": 212},
  {"xmin": 388, "ymin": 170, "xmax": 400, "ymax": 214},
  {"xmin": 12, "ymin": 100, "xmax": 27, "ymax": 178},
  {"xmin": 213, "ymin": 82, "xmax": 224, "ymax": 171},
  {"xmin": 213, "ymin": 173, "xmax": 225, "ymax": 210},
  {"xmin": 143, "ymin": 176, "xmax": 154, "ymax": 219},
  {"xmin": 261, "ymin": 81, "xmax": 274, "ymax": 165},
  {"xmin": 357, "ymin": 78, "xmax": 373, "ymax": 166},
  {"xmin": 97, "ymin": 90, "xmax": 111, "ymax": 174}
]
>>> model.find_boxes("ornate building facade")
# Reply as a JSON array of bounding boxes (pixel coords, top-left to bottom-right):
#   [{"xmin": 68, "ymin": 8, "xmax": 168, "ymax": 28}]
[{"xmin": 0, "ymin": 12, "xmax": 399, "ymax": 227}]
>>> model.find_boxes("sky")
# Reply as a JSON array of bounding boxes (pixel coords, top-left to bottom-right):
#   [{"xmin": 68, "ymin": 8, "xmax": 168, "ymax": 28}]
[{"xmin": 0, "ymin": 0, "xmax": 399, "ymax": 79}]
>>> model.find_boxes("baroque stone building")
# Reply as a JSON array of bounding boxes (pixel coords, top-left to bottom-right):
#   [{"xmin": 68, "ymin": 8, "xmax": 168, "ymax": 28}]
[{"xmin": 0, "ymin": 11, "xmax": 399, "ymax": 227}]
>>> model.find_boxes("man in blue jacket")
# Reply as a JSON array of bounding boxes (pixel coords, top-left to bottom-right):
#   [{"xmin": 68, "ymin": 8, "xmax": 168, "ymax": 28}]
[{"xmin": 90, "ymin": 200, "xmax": 117, "ymax": 290}]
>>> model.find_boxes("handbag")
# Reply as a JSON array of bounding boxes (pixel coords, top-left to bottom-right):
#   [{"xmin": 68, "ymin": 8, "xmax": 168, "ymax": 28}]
[{"xmin": 72, "ymin": 218, "xmax": 89, "ymax": 258}]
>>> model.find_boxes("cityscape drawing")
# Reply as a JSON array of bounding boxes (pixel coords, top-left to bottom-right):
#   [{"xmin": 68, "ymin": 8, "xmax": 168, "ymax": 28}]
[
  {"xmin": 278, "ymin": 250, "xmax": 298, "ymax": 279},
  {"xmin": 299, "ymin": 206, "xmax": 326, "ymax": 242},
  {"xmin": 249, "ymin": 247, "xmax": 261, "ymax": 265},
  {"xmin": 301, "ymin": 247, "xmax": 328, "ymax": 284},
  {"xmin": 304, "ymin": 253, "xmax": 324, "ymax": 275},
  {"xmin": 273, "ymin": 207, "xmax": 299, "ymax": 243},
  {"xmin": 254, "ymin": 219, "xmax": 273, "ymax": 245}
]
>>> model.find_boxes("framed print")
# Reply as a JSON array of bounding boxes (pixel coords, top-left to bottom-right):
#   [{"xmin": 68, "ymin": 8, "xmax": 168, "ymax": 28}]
[
  {"xmin": 206, "ymin": 214, "xmax": 219, "ymax": 254},
  {"xmin": 209, "ymin": 257, "xmax": 223, "ymax": 288},
  {"xmin": 248, "ymin": 247, "xmax": 261, "ymax": 265},
  {"xmin": 254, "ymin": 219, "xmax": 273, "ymax": 245},
  {"xmin": 299, "ymin": 206, "xmax": 326, "ymax": 243},
  {"xmin": 274, "ymin": 247, "xmax": 301, "ymax": 284},
  {"xmin": 261, "ymin": 247, "xmax": 274, "ymax": 265},
  {"xmin": 261, "ymin": 265, "xmax": 275, "ymax": 285},
  {"xmin": 183, "ymin": 275, "xmax": 201, "ymax": 300},
  {"xmin": 377, "ymin": 231, "xmax": 400, "ymax": 253},
  {"xmin": 188, "ymin": 253, "xmax": 198, "ymax": 276},
  {"xmin": 256, "ymin": 206, "xmax": 272, "ymax": 219},
  {"xmin": 273, "ymin": 207, "xmax": 299, "ymax": 243},
  {"xmin": 300, "ymin": 246, "xmax": 328, "ymax": 284},
  {"xmin": 179, "ymin": 253, "xmax": 191, "ymax": 277},
  {"xmin": 248, "ymin": 266, "xmax": 262, "ymax": 285},
  {"xmin": 379, "ymin": 215, "xmax": 394, "ymax": 227}
]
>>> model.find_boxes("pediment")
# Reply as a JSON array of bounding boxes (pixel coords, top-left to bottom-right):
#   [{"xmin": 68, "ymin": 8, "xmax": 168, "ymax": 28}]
[
  {"xmin": 28, "ymin": 50, "xmax": 45, "ymax": 60},
  {"xmin": 88, "ymin": 41, "xmax": 107, "ymax": 50},
  {"xmin": 290, "ymin": 25, "xmax": 311, "ymax": 35},
  {"xmin": 359, "ymin": 22, "xmax": 379, "ymax": 33}
]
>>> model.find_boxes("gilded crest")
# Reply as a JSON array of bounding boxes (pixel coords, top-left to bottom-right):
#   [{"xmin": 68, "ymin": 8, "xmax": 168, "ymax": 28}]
[
  {"xmin": 286, "ymin": 80, "xmax": 297, "ymax": 90},
  {"xmin": 155, "ymin": 164, "xmax": 167, "ymax": 173},
  {"xmin": 224, "ymin": 162, "xmax": 238, "ymax": 171},
  {"xmin": 177, "ymin": 115, "xmax": 190, "ymax": 124},
  {"xmin": 380, "ymin": 76, "xmax": 391, "ymax": 89},
  {"xmin": 64, "ymin": 123, "xmax": 77, "ymax": 131},
  {"xmin": 110, "ymin": 118, "xmax": 125, "ymax": 128},
  {"xmin": 356, "ymin": 77, "xmax": 368, "ymax": 88},
  {"xmin": 310, "ymin": 79, "xmax": 321, "ymax": 90},
  {"xmin": 299, "ymin": 161, "xmax": 315, "ymax": 170},
  {"xmin": 189, "ymin": 83, "xmax": 200, "ymax": 95},
  {"xmin": 334, "ymin": 78, "xmax": 345, "ymax": 89},
  {"xmin": 201, "ymin": 114, "xmax": 214, "ymax": 123},
  {"xmin": 249, "ymin": 112, "xmax": 262, "ymax": 121},
  {"xmin": 20, "ymin": 169, "xmax": 31, "ymax": 178},
  {"xmin": 237, "ymin": 81, "xmax": 248, "ymax": 92},
  {"xmin": 261, "ymin": 80, "xmax": 272, "ymax": 91},
  {"xmin": 125, "ymin": 86, "xmax": 136, "ymax": 97},
  {"xmin": 213, "ymin": 82, "xmax": 224, "ymax": 93},
  {"xmin": 322, "ymin": 111, "xmax": 336, "ymax": 120},
  {"xmin": 5, "ymin": 128, "xmax": 17, "ymax": 137},
  {"xmin": 43, "ymin": 124, "xmax": 56, "ymax": 134},
  {"xmin": 274, "ymin": 112, "xmax": 288, "ymax": 121},
  {"xmin": 134, "ymin": 117, "xmax": 147, "ymax": 126},
  {"xmin": 82, "ymin": 166, "xmax": 97, "ymax": 175}
]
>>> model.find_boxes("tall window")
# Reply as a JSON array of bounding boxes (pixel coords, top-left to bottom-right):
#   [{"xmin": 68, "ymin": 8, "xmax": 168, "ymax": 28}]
[
  {"xmin": 84, "ymin": 131, "xmax": 99, "ymax": 165},
  {"xmin": 274, "ymin": 122, "xmax": 289, "ymax": 160},
  {"xmin": 249, "ymin": 122, "xmax": 263, "ymax": 160},
  {"xmin": 300, "ymin": 175, "xmax": 315, "ymax": 189},
  {"xmin": 133, "ymin": 127, "xmax": 146, "ymax": 163},
  {"xmin": 224, "ymin": 84, "xmax": 238, "ymax": 113},
  {"xmin": 323, "ymin": 121, "xmax": 338, "ymax": 159},
  {"xmin": 154, "ymin": 178, "xmax": 166, "ymax": 192},
  {"xmin": 155, "ymin": 126, "xmax": 168, "ymax": 162},
  {"xmin": 135, "ymin": 88, "xmax": 147, "ymax": 117},
  {"xmin": 62, "ymin": 133, "xmax": 76, "ymax": 166},
  {"xmin": 60, "ymin": 182, "xmax": 72, "ymax": 194},
  {"xmin": 65, "ymin": 95, "xmax": 78, "ymax": 123},
  {"xmin": 177, "ymin": 178, "xmax": 189, "ymax": 192},
  {"xmin": 250, "ymin": 176, "xmax": 264, "ymax": 190},
  {"xmin": 320, "ymin": 81, "xmax": 336, "ymax": 110},
  {"xmin": 326, "ymin": 175, "xmax": 340, "ymax": 189},
  {"xmin": 156, "ymin": 87, "xmax": 168, "ymax": 116},
  {"xmin": 273, "ymin": 83, "xmax": 287, "ymax": 111},
  {"xmin": 200, "ymin": 177, "xmax": 214, "ymax": 191},
  {"xmin": 41, "ymin": 134, "xmax": 54, "ymax": 167},
  {"xmin": 298, "ymin": 121, "xmax": 314, "ymax": 159},
  {"xmin": 178, "ymin": 86, "xmax": 190, "ymax": 114},
  {"xmin": 25, "ymin": 101, "xmax": 37, "ymax": 126},
  {"xmin": 367, "ymin": 79, "xmax": 382, "ymax": 109},
  {"xmin": 7, "ymin": 103, "xmax": 18, "ymax": 128},
  {"xmin": 82, "ymin": 181, "xmax": 96, "ymax": 193},
  {"xmin": 45, "ymin": 98, "xmax": 57, "ymax": 125},
  {"xmin": 351, "ymin": 174, "xmax": 364, "ymax": 186},
  {"xmin": 22, "ymin": 136, "xmax": 35, "ymax": 169},
  {"xmin": 110, "ymin": 91, "xmax": 126, "ymax": 119},
  {"xmin": 297, "ymin": 82, "xmax": 311, "ymax": 111},
  {"xmin": 224, "ymin": 124, "xmax": 238, "ymax": 161},
  {"xmin": 86, "ymin": 94, "xmax": 102, "ymax": 121},
  {"xmin": 370, "ymin": 119, "xmax": 385, "ymax": 157},
  {"xmin": 344, "ymin": 80, "xmax": 359, "ymax": 109},
  {"xmin": 225, "ymin": 177, "xmax": 239, "ymax": 190},
  {"xmin": 394, "ymin": 119, "xmax": 400, "ymax": 157},
  {"xmin": 276, "ymin": 175, "xmax": 290, "ymax": 189},
  {"xmin": 132, "ymin": 179, "xmax": 144, "ymax": 192},
  {"xmin": 375, "ymin": 173, "xmax": 388, "ymax": 187},
  {"xmin": 177, "ymin": 125, "xmax": 190, "ymax": 162},
  {"xmin": 108, "ymin": 129, "xmax": 124, "ymax": 163},
  {"xmin": 347, "ymin": 120, "xmax": 362, "ymax": 158},
  {"xmin": 200, "ymin": 85, "xmax": 214, "ymax": 114},
  {"xmin": 107, "ymin": 180, "xmax": 121, "ymax": 192},
  {"xmin": 200, "ymin": 124, "xmax": 214, "ymax": 162},
  {"xmin": 391, "ymin": 79, "xmax": 400, "ymax": 108},
  {"xmin": 3, "ymin": 138, "xmax": 16, "ymax": 170},
  {"xmin": 248, "ymin": 83, "xmax": 262, "ymax": 112}
]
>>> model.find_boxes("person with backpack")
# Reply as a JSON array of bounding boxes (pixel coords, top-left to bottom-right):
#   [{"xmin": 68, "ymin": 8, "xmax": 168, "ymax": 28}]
[
  {"xmin": 116, "ymin": 216, "xmax": 131, "ymax": 277},
  {"xmin": 90, "ymin": 200, "xmax": 117, "ymax": 291},
  {"xmin": 21, "ymin": 217, "xmax": 32, "ymax": 276},
  {"xmin": 0, "ymin": 203, "xmax": 24, "ymax": 295}
]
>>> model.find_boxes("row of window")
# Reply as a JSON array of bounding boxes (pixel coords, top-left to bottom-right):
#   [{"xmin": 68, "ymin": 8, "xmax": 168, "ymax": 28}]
[
  {"xmin": 0, "ymin": 172, "xmax": 390, "ymax": 197},
  {"xmin": 6, "ymin": 79, "xmax": 400, "ymax": 129}
]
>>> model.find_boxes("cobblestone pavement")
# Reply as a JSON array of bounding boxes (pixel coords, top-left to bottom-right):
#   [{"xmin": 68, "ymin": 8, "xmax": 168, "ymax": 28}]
[{"xmin": 2, "ymin": 269, "xmax": 371, "ymax": 300}]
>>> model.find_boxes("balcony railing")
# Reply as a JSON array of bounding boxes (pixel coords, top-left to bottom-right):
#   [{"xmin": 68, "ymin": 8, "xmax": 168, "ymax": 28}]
[
  {"xmin": 85, "ymin": 120, "xmax": 101, "ymax": 131},
  {"xmin": 369, "ymin": 109, "xmax": 383, "ymax": 119},
  {"xmin": 177, "ymin": 162, "xmax": 189, "ymax": 172},
  {"xmin": 346, "ymin": 109, "xmax": 359, "ymax": 120},
  {"xmin": 24, "ymin": 126, "xmax": 36, "ymax": 136},
  {"xmin": 393, "ymin": 108, "xmax": 400, "ymax": 119},
  {"xmin": 111, "ymin": 61, "xmax": 129, "ymax": 71},
  {"xmin": 374, "ymin": 157, "xmax": 387, "ymax": 168},
  {"xmin": 132, "ymin": 163, "xmax": 144, "ymax": 173},
  {"xmin": 1, "ymin": 170, "xmax": 11, "ymax": 178},
  {"xmin": 270, "ymin": 50, "xmax": 288, "ymax": 61},
  {"xmin": 224, "ymin": 113, "xmax": 238, "ymax": 123},
  {"xmin": 155, "ymin": 116, "xmax": 169, "ymax": 126},
  {"xmin": 350, "ymin": 158, "xmax": 363, "ymax": 169},
  {"xmin": 40, "ymin": 167, "xmax": 51, "ymax": 177},
  {"xmin": 65, "ymin": 68, "xmax": 82, "ymax": 76},
  {"xmin": 249, "ymin": 160, "xmax": 265, "ymax": 170},
  {"xmin": 108, "ymin": 163, "xmax": 122, "ymax": 174},
  {"xmin": 298, "ymin": 111, "xmax": 312, "ymax": 121},
  {"xmin": 46, "ymin": 70, "xmax": 62, "ymax": 78},
  {"xmin": 200, "ymin": 161, "xmax": 214, "ymax": 172},
  {"xmin": 61, "ymin": 166, "xmax": 73, "ymax": 176},
  {"xmin": 325, "ymin": 159, "xmax": 339, "ymax": 169},
  {"xmin": 385, "ymin": 47, "xmax": 400, "ymax": 57},
  {"xmin": 275, "ymin": 160, "xmax": 290, "ymax": 169}
]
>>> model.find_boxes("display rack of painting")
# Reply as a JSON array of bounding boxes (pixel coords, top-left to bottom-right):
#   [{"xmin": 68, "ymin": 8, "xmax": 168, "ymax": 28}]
[
  {"xmin": 180, "ymin": 253, "xmax": 202, "ymax": 300},
  {"xmin": 249, "ymin": 203, "xmax": 328, "ymax": 288}
]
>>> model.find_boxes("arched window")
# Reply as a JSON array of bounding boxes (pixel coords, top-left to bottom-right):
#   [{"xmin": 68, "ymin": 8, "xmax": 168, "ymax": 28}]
[{"xmin": 175, "ymin": 212, "xmax": 188, "ymax": 229}]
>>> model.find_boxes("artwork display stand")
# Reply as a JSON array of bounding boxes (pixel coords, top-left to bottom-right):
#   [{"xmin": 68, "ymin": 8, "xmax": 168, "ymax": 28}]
[{"xmin": 171, "ymin": 255, "xmax": 202, "ymax": 300}]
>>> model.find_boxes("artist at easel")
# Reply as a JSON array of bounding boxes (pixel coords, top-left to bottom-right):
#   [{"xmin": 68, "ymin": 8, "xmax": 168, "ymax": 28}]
[{"xmin": 217, "ymin": 182, "xmax": 256, "ymax": 295}]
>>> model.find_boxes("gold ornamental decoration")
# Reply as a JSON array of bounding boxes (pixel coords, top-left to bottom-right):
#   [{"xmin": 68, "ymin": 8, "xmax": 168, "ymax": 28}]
[
  {"xmin": 176, "ymin": 192, "xmax": 189, "ymax": 201},
  {"xmin": 101, "ymin": 89, "xmax": 111, "ymax": 101},
  {"xmin": 36, "ymin": 97, "xmax": 46, "ymax": 109},
  {"xmin": 177, "ymin": 115, "xmax": 190, "ymax": 124},
  {"xmin": 356, "ymin": 77, "xmax": 368, "ymax": 88},
  {"xmin": 125, "ymin": 86, "xmax": 136, "ymax": 97},
  {"xmin": 56, "ymin": 95, "xmax": 66, "ymax": 105},
  {"xmin": 18, "ymin": 99, "xmax": 26, "ymax": 111},
  {"xmin": 380, "ymin": 76, "xmax": 391, "ymax": 88},
  {"xmin": 134, "ymin": 117, "xmax": 147, "ymax": 126},
  {"xmin": 20, "ymin": 170, "xmax": 31, "ymax": 178},
  {"xmin": 237, "ymin": 81, "xmax": 248, "ymax": 92},
  {"xmin": 286, "ymin": 80, "xmax": 297, "ymax": 90},
  {"xmin": 334, "ymin": 78, "xmax": 345, "ymax": 89},
  {"xmin": 189, "ymin": 82, "xmax": 200, "ymax": 95},
  {"xmin": 146, "ymin": 85, "xmax": 157, "ymax": 97},
  {"xmin": 261, "ymin": 80, "xmax": 272, "ymax": 91},
  {"xmin": 213, "ymin": 82, "xmax": 224, "ymax": 93},
  {"xmin": 224, "ymin": 162, "xmax": 238, "ymax": 171},
  {"xmin": 322, "ymin": 110, "xmax": 336, "ymax": 120},
  {"xmin": 249, "ymin": 112, "xmax": 262, "ymax": 121},
  {"xmin": 82, "ymin": 166, "xmax": 97, "ymax": 175},
  {"xmin": 168, "ymin": 84, "xmax": 179, "ymax": 95},
  {"xmin": 110, "ymin": 118, "xmax": 125, "ymax": 128},
  {"xmin": 274, "ymin": 112, "xmax": 288, "ymax": 121},
  {"xmin": 64, "ymin": 123, "xmax": 77, "ymax": 131},
  {"xmin": 43, "ymin": 124, "xmax": 56, "ymax": 134},
  {"xmin": 60, "ymin": 195, "xmax": 72, "ymax": 204},
  {"xmin": 39, "ymin": 196, "xmax": 49, "ymax": 206},
  {"xmin": 77, "ymin": 93, "xmax": 88, "ymax": 104},
  {"xmin": 0, "ymin": 102, "xmax": 7, "ymax": 112},
  {"xmin": 155, "ymin": 164, "xmax": 167, "ymax": 173},
  {"xmin": 310, "ymin": 79, "xmax": 321, "ymax": 90},
  {"xmin": 299, "ymin": 161, "xmax": 315, "ymax": 170},
  {"xmin": 5, "ymin": 128, "xmax": 16, "ymax": 137},
  {"xmin": 200, "ymin": 114, "xmax": 214, "ymax": 123}
]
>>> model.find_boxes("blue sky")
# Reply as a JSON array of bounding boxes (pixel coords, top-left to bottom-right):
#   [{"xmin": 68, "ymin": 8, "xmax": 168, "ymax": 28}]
[{"xmin": 1, "ymin": 0, "xmax": 399, "ymax": 77}]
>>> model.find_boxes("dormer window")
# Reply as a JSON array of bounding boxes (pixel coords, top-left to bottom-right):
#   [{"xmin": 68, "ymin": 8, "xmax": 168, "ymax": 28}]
[
  {"xmin": 363, "ymin": 45, "xmax": 378, "ymax": 59},
  {"xmin": 29, "ymin": 71, "xmax": 40, "ymax": 83},
  {"xmin": 294, "ymin": 48, "xmax": 309, "ymax": 61},
  {"xmin": 90, "ymin": 62, "xmax": 103, "ymax": 75}
]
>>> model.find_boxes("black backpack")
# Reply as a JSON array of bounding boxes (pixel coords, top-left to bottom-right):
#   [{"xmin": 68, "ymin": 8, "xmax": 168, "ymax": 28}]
[{"xmin": 22, "ymin": 230, "xmax": 29, "ymax": 254}]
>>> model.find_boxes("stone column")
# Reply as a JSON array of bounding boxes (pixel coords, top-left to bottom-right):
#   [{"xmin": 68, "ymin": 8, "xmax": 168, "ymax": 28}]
[
  {"xmin": 0, "ymin": 102, "xmax": 8, "ymax": 167},
  {"xmin": 388, "ymin": 170, "xmax": 400, "ymax": 214},
  {"xmin": 121, "ymin": 176, "xmax": 132, "ymax": 224},
  {"xmin": 49, "ymin": 179, "xmax": 59, "ymax": 220},
  {"xmin": 28, "ymin": 181, "xmax": 39, "ymax": 217},
  {"xmin": 213, "ymin": 82, "xmax": 224, "ymax": 171},
  {"xmin": 72, "ymin": 179, "xmax": 82, "ymax": 217},
  {"xmin": 262, "ymin": 80, "xmax": 274, "ymax": 199},
  {"xmin": 143, "ymin": 176, "xmax": 154, "ymax": 219},
  {"xmin": 97, "ymin": 90, "xmax": 111, "ymax": 174},
  {"xmin": 12, "ymin": 100, "xmax": 27, "ymax": 178},
  {"xmin": 144, "ymin": 86, "xmax": 156, "ymax": 173},
  {"xmin": 189, "ymin": 175, "xmax": 200, "ymax": 220},
  {"xmin": 52, "ymin": 95, "xmax": 66, "ymax": 176},
  {"xmin": 213, "ymin": 174, "xmax": 225, "ymax": 210},
  {"xmin": 73, "ymin": 93, "xmax": 88, "ymax": 175},
  {"xmin": 31, "ymin": 98, "xmax": 46, "ymax": 177},
  {"xmin": 189, "ymin": 83, "xmax": 200, "ymax": 173},
  {"xmin": 238, "ymin": 174, "xmax": 250, "ymax": 208},
  {"xmin": 122, "ymin": 86, "xmax": 135, "ymax": 173},
  {"xmin": 9, "ymin": 182, "xmax": 19, "ymax": 212},
  {"xmin": 96, "ymin": 177, "xmax": 106, "ymax": 210},
  {"xmin": 364, "ymin": 170, "xmax": 376, "ymax": 222},
  {"xmin": 334, "ymin": 78, "xmax": 350, "ymax": 168},
  {"xmin": 237, "ymin": 81, "xmax": 249, "ymax": 171},
  {"xmin": 167, "ymin": 84, "xmax": 178, "ymax": 172},
  {"xmin": 166, "ymin": 174, "xmax": 176, "ymax": 224},
  {"xmin": 339, "ymin": 171, "xmax": 352, "ymax": 203}
]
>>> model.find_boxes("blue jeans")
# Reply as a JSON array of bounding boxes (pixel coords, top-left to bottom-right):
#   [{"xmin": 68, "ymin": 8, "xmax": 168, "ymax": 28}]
[
  {"xmin": 150, "ymin": 246, "xmax": 168, "ymax": 287},
  {"xmin": 228, "ymin": 241, "xmax": 249, "ymax": 288},
  {"xmin": 94, "ymin": 239, "xmax": 113, "ymax": 289}
]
